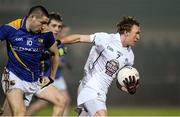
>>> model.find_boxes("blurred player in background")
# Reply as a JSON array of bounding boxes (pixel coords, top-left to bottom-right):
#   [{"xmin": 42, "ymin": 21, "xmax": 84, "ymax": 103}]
[
  {"xmin": 61, "ymin": 16, "xmax": 140, "ymax": 116},
  {"xmin": 26, "ymin": 13, "xmax": 71, "ymax": 116},
  {"xmin": 57, "ymin": 25, "xmax": 72, "ymax": 116},
  {"xmin": 0, "ymin": 6, "xmax": 63, "ymax": 116}
]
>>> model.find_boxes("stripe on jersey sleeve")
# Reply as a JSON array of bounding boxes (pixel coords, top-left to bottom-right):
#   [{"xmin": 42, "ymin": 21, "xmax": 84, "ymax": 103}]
[{"xmin": 7, "ymin": 19, "xmax": 22, "ymax": 29}]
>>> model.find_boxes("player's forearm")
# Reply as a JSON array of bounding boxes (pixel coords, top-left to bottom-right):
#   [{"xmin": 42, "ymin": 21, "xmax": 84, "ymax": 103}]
[
  {"xmin": 50, "ymin": 54, "xmax": 59, "ymax": 80},
  {"xmin": 60, "ymin": 34, "xmax": 90, "ymax": 44},
  {"xmin": 60, "ymin": 34, "xmax": 81, "ymax": 44}
]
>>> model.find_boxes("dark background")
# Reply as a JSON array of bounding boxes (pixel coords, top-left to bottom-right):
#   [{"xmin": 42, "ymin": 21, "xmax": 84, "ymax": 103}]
[{"xmin": 0, "ymin": 0, "xmax": 180, "ymax": 107}]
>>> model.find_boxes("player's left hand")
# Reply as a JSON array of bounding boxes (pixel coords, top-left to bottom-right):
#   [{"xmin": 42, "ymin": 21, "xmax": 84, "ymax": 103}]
[
  {"xmin": 38, "ymin": 76, "xmax": 54, "ymax": 89},
  {"xmin": 123, "ymin": 76, "xmax": 139, "ymax": 95}
]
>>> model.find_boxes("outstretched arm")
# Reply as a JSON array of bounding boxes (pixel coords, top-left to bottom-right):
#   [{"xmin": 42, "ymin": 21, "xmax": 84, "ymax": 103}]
[{"xmin": 60, "ymin": 34, "xmax": 91, "ymax": 44}]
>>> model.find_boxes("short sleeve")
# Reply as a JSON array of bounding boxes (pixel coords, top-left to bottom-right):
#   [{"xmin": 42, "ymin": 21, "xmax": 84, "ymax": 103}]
[
  {"xmin": 0, "ymin": 25, "xmax": 11, "ymax": 41},
  {"xmin": 43, "ymin": 32, "xmax": 56, "ymax": 49},
  {"xmin": 90, "ymin": 32, "xmax": 109, "ymax": 45}
]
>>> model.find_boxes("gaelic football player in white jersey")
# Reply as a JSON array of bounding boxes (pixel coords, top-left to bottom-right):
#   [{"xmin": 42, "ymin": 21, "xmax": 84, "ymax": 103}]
[{"xmin": 61, "ymin": 16, "xmax": 140, "ymax": 116}]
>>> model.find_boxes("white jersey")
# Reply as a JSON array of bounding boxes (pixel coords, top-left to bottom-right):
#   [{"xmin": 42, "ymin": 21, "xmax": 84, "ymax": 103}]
[{"xmin": 78, "ymin": 32, "xmax": 134, "ymax": 105}]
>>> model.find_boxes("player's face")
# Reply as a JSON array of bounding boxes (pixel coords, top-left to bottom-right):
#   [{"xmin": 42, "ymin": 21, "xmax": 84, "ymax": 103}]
[
  {"xmin": 126, "ymin": 25, "xmax": 141, "ymax": 46},
  {"xmin": 48, "ymin": 19, "xmax": 63, "ymax": 39},
  {"xmin": 30, "ymin": 16, "xmax": 49, "ymax": 33}
]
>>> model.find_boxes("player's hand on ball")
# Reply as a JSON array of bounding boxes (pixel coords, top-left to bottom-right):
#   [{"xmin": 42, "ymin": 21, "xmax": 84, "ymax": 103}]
[
  {"xmin": 38, "ymin": 76, "xmax": 54, "ymax": 88},
  {"xmin": 123, "ymin": 76, "xmax": 139, "ymax": 95}
]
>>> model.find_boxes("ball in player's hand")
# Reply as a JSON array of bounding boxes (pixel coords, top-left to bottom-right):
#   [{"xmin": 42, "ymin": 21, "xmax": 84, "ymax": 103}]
[{"xmin": 116, "ymin": 66, "xmax": 140, "ymax": 94}]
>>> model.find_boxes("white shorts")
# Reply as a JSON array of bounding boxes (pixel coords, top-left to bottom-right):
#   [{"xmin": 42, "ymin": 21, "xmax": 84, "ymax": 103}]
[
  {"xmin": 77, "ymin": 82, "xmax": 107, "ymax": 106},
  {"xmin": 1, "ymin": 69, "xmax": 42, "ymax": 106},
  {"xmin": 79, "ymin": 99, "xmax": 107, "ymax": 116},
  {"xmin": 77, "ymin": 82, "xmax": 107, "ymax": 116},
  {"xmin": 53, "ymin": 76, "xmax": 67, "ymax": 90}
]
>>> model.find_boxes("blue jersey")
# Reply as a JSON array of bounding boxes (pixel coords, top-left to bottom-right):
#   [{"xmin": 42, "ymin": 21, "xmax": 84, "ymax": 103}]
[
  {"xmin": 44, "ymin": 44, "xmax": 65, "ymax": 79},
  {"xmin": 0, "ymin": 17, "xmax": 55, "ymax": 82}
]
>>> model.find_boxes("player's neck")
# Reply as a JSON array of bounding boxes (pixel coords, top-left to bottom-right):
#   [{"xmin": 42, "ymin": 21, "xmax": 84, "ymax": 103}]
[
  {"xmin": 120, "ymin": 34, "xmax": 128, "ymax": 47},
  {"xmin": 26, "ymin": 18, "xmax": 31, "ymax": 32}
]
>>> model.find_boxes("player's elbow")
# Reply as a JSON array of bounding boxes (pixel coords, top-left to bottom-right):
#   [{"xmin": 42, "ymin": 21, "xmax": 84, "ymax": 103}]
[{"xmin": 51, "ymin": 51, "xmax": 60, "ymax": 62}]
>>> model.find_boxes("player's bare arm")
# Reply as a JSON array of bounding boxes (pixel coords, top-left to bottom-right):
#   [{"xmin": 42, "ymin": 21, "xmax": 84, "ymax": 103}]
[
  {"xmin": 49, "ymin": 42, "xmax": 60, "ymax": 80},
  {"xmin": 60, "ymin": 34, "xmax": 91, "ymax": 44}
]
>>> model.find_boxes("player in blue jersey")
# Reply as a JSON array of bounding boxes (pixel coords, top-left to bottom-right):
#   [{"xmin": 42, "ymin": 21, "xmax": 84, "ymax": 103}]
[
  {"xmin": 0, "ymin": 6, "xmax": 62, "ymax": 116},
  {"xmin": 26, "ymin": 13, "xmax": 71, "ymax": 116}
]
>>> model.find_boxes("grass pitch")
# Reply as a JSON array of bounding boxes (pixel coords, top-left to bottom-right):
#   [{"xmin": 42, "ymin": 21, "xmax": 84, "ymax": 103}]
[{"xmin": 35, "ymin": 106, "xmax": 180, "ymax": 116}]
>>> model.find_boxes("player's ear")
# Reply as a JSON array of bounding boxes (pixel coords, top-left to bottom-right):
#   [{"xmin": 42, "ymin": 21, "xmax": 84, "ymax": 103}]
[
  {"xmin": 29, "ymin": 14, "xmax": 33, "ymax": 18},
  {"xmin": 125, "ymin": 31, "xmax": 129, "ymax": 37},
  {"xmin": 29, "ymin": 14, "xmax": 36, "ymax": 21}
]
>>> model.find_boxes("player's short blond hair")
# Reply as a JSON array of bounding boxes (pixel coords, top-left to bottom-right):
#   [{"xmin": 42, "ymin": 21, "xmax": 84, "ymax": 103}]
[{"xmin": 117, "ymin": 16, "xmax": 139, "ymax": 34}]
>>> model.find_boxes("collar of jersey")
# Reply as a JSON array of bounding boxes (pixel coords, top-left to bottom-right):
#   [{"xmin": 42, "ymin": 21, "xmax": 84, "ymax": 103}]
[
  {"xmin": 115, "ymin": 33, "xmax": 123, "ymax": 47},
  {"xmin": 19, "ymin": 16, "xmax": 29, "ymax": 33}
]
